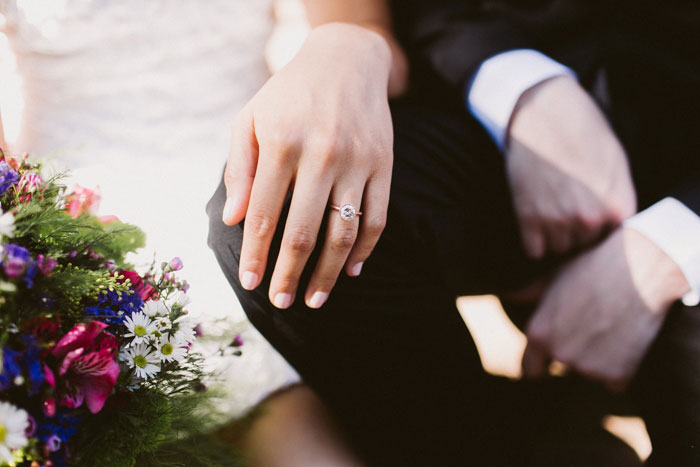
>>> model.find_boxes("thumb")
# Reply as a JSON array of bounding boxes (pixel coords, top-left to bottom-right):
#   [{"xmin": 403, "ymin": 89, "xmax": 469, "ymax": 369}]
[
  {"xmin": 223, "ymin": 105, "xmax": 258, "ymax": 226},
  {"xmin": 521, "ymin": 341, "xmax": 550, "ymax": 379}
]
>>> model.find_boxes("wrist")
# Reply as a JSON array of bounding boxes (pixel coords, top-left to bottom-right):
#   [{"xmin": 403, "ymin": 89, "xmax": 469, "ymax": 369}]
[
  {"xmin": 508, "ymin": 75, "xmax": 580, "ymax": 147},
  {"xmin": 306, "ymin": 22, "xmax": 404, "ymax": 96},
  {"xmin": 623, "ymin": 227, "xmax": 691, "ymax": 311}
]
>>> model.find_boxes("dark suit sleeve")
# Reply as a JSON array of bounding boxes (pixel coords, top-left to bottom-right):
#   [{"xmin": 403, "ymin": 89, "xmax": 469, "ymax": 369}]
[{"xmin": 394, "ymin": 0, "xmax": 532, "ymax": 93}]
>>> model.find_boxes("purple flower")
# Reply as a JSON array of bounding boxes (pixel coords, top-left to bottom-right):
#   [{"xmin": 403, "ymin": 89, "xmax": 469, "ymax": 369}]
[
  {"xmin": 2, "ymin": 243, "xmax": 30, "ymax": 278},
  {"xmin": 169, "ymin": 257, "xmax": 183, "ymax": 271},
  {"xmin": 25, "ymin": 415, "xmax": 36, "ymax": 437},
  {"xmin": 37, "ymin": 254, "xmax": 58, "ymax": 276},
  {"xmin": 46, "ymin": 434, "xmax": 62, "ymax": 452},
  {"xmin": 0, "ymin": 161, "xmax": 19, "ymax": 194}
]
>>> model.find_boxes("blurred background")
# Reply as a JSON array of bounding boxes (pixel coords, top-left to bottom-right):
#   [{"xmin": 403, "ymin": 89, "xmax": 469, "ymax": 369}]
[{"xmin": 0, "ymin": 0, "xmax": 650, "ymax": 461}]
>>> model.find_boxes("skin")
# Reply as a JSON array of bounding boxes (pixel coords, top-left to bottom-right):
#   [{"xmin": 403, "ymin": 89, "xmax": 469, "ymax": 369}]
[
  {"xmin": 522, "ymin": 228, "xmax": 690, "ymax": 391},
  {"xmin": 507, "ymin": 75, "xmax": 637, "ymax": 259},
  {"xmin": 508, "ymin": 76, "xmax": 691, "ymax": 389},
  {"xmin": 222, "ymin": 0, "xmax": 408, "ymax": 310},
  {"xmin": 0, "ymin": 111, "xmax": 6, "ymax": 150},
  {"xmin": 239, "ymin": 385, "xmax": 363, "ymax": 467}
]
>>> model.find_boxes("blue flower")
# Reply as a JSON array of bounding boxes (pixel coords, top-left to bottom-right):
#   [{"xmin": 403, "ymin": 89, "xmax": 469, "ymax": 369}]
[
  {"xmin": 84, "ymin": 289, "xmax": 144, "ymax": 325},
  {"xmin": 19, "ymin": 335, "xmax": 45, "ymax": 395},
  {"xmin": 0, "ymin": 335, "xmax": 45, "ymax": 395},
  {"xmin": 0, "ymin": 346, "xmax": 22, "ymax": 391},
  {"xmin": 0, "ymin": 161, "xmax": 19, "ymax": 194},
  {"xmin": 2, "ymin": 243, "xmax": 31, "ymax": 278},
  {"xmin": 23, "ymin": 260, "xmax": 38, "ymax": 288}
]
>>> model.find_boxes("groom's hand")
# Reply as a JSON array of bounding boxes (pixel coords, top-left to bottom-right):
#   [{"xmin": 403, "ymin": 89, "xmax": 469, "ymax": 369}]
[
  {"xmin": 223, "ymin": 23, "xmax": 404, "ymax": 310},
  {"xmin": 522, "ymin": 227, "xmax": 690, "ymax": 390},
  {"xmin": 506, "ymin": 76, "xmax": 637, "ymax": 259}
]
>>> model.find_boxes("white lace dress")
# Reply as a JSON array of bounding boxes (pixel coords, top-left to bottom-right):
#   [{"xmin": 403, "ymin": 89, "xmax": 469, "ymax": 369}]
[{"xmin": 0, "ymin": 0, "xmax": 300, "ymax": 416}]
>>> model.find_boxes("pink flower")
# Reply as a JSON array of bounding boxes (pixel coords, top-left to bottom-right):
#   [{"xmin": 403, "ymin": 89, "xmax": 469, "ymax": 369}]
[
  {"xmin": 169, "ymin": 257, "xmax": 183, "ymax": 271},
  {"xmin": 37, "ymin": 254, "xmax": 58, "ymax": 276},
  {"xmin": 118, "ymin": 270, "xmax": 156, "ymax": 301},
  {"xmin": 17, "ymin": 171, "xmax": 43, "ymax": 203},
  {"xmin": 98, "ymin": 215, "xmax": 120, "ymax": 225},
  {"xmin": 66, "ymin": 184, "xmax": 101, "ymax": 218},
  {"xmin": 50, "ymin": 322, "xmax": 119, "ymax": 414}
]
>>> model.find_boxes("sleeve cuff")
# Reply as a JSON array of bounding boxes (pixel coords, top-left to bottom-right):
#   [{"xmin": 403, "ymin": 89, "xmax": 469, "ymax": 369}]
[
  {"xmin": 623, "ymin": 197, "xmax": 700, "ymax": 306},
  {"xmin": 466, "ymin": 49, "xmax": 576, "ymax": 151}
]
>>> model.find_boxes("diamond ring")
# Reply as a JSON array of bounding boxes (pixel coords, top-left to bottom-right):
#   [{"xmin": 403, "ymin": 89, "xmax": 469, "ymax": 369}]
[{"xmin": 329, "ymin": 203, "xmax": 362, "ymax": 221}]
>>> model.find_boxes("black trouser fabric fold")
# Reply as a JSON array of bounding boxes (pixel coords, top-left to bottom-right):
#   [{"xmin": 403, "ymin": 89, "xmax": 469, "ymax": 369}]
[{"xmin": 207, "ymin": 99, "xmax": 699, "ymax": 466}]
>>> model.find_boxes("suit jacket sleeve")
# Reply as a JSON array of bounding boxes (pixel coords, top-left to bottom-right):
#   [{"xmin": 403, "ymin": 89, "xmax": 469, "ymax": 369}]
[{"xmin": 394, "ymin": 0, "xmax": 533, "ymax": 93}]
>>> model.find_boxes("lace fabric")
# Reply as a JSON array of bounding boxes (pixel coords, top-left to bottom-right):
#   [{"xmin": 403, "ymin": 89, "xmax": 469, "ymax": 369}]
[{"xmin": 1, "ymin": 0, "xmax": 301, "ymax": 417}]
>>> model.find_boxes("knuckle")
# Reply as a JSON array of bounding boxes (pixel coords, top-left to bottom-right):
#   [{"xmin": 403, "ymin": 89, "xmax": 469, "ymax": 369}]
[
  {"xmin": 284, "ymin": 227, "xmax": 316, "ymax": 254},
  {"xmin": 312, "ymin": 276, "xmax": 337, "ymax": 292},
  {"xmin": 364, "ymin": 215, "xmax": 387, "ymax": 236},
  {"xmin": 329, "ymin": 227, "xmax": 357, "ymax": 251},
  {"xmin": 246, "ymin": 212, "xmax": 276, "ymax": 239}
]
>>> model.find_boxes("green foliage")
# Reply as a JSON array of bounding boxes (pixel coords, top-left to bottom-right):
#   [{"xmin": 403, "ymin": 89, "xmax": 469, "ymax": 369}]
[{"xmin": 70, "ymin": 388, "xmax": 242, "ymax": 467}]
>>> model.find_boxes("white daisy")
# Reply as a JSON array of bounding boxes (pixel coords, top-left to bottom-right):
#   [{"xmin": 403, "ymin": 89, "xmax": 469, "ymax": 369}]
[
  {"xmin": 166, "ymin": 291, "xmax": 191, "ymax": 310},
  {"xmin": 173, "ymin": 315, "xmax": 196, "ymax": 344},
  {"xmin": 152, "ymin": 316, "xmax": 172, "ymax": 333},
  {"xmin": 0, "ymin": 210, "xmax": 15, "ymax": 238},
  {"xmin": 0, "ymin": 401, "xmax": 29, "ymax": 464},
  {"xmin": 123, "ymin": 311, "xmax": 157, "ymax": 345},
  {"xmin": 121, "ymin": 343, "xmax": 161, "ymax": 379},
  {"xmin": 156, "ymin": 335, "xmax": 187, "ymax": 363},
  {"xmin": 141, "ymin": 299, "xmax": 168, "ymax": 318}
]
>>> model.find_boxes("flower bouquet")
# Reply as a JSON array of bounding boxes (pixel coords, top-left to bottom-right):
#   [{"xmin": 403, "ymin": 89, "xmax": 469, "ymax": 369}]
[{"xmin": 0, "ymin": 150, "xmax": 240, "ymax": 467}]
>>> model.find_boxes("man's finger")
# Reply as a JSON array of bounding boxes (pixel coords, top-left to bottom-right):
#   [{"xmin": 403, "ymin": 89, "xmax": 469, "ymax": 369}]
[
  {"xmin": 521, "ymin": 341, "xmax": 550, "ymax": 379},
  {"xmin": 521, "ymin": 221, "xmax": 546, "ymax": 259},
  {"xmin": 543, "ymin": 222, "xmax": 573, "ymax": 256},
  {"xmin": 223, "ymin": 105, "xmax": 258, "ymax": 226},
  {"xmin": 344, "ymin": 175, "xmax": 390, "ymax": 278}
]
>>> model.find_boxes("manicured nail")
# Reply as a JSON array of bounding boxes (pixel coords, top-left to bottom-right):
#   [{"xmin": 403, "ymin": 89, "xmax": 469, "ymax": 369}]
[
  {"xmin": 273, "ymin": 293, "xmax": 293, "ymax": 309},
  {"xmin": 222, "ymin": 197, "xmax": 236, "ymax": 222},
  {"xmin": 241, "ymin": 271, "xmax": 258, "ymax": 290},
  {"xmin": 350, "ymin": 262, "xmax": 363, "ymax": 277},
  {"xmin": 308, "ymin": 291, "xmax": 328, "ymax": 309}
]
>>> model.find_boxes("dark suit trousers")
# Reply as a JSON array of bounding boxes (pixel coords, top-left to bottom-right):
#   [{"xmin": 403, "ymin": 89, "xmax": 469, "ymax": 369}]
[{"xmin": 207, "ymin": 88, "xmax": 700, "ymax": 465}]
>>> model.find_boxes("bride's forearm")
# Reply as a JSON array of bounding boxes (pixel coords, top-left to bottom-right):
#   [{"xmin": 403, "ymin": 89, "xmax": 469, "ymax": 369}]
[
  {"xmin": 0, "ymin": 110, "xmax": 6, "ymax": 150},
  {"xmin": 302, "ymin": 0, "xmax": 409, "ymax": 97}
]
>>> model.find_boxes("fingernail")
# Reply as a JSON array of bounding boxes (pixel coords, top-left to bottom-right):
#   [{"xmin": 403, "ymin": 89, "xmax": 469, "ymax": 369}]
[
  {"xmin": 350, "ymin": 262, "xmax": 363, "ymax": 277},
  {"xmin": 241, "ymin": 271, "xmax": 258, "ymax": 290},
  {"xmin": 273, "ymin": 293, "xmax": 293, "ymax": 309},
  {"xmin": 308, "ymin": 291, "xmax": 328, "ymax": 309},
  {"xmin": 222, "ymin": 197, "xmax": 236, "ymax": 222}
]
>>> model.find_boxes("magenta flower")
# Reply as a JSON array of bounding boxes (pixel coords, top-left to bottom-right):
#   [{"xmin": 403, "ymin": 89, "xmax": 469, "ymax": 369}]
[
  {"xmin": 50, "ymin": 322, "xmax": 119, "ymax": 414},
  {"xmin": 37, "ymin": 254, "xmax": 58, "ymax": 276}
]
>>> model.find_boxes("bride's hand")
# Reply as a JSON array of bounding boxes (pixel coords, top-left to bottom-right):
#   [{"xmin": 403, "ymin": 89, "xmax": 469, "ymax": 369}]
[{"xmin": 222, "ymin": 23, "xmax": 398, "ymax": 310}]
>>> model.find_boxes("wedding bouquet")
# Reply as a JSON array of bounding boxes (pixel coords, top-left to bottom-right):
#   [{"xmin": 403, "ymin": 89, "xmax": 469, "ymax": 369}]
[{"xmin": 0, "ymin": 150, "xmax": 239, "ymax": 466}]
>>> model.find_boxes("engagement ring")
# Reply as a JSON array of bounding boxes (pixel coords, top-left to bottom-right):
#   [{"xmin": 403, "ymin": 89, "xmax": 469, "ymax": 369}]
[{"xmin": 329, "ymin": 203, "xmax": 362, "ymax": 221}]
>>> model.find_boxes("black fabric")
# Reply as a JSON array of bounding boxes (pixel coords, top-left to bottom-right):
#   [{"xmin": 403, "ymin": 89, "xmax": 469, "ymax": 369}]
[
  {"xmin": 207, "ymin": 96, "xmax": 700, "ymax": 465},
  {"xmin": 394, "ymin": 1, "xmax": 700, "ymax": 93}
]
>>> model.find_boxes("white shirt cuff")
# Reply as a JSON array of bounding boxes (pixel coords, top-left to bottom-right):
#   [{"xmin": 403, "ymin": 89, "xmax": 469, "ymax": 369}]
[
  {"xmin": 623, "ymin": 197, "xmax": 700, "ymax": 306},
  {"xmin": 466, "ymin": 49, "xmax": 576, "ymax": 151}
]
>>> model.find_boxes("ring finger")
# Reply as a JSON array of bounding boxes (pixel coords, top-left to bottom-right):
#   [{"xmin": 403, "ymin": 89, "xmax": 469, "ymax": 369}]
[{"xmin": 304, "ymin": 182, "xmax": 365, "ymax": 309}]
